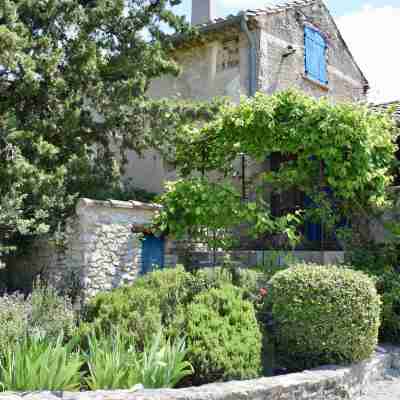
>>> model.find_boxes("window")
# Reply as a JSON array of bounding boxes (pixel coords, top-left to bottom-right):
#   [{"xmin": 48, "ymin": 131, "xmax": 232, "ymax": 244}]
[{"xmin": 304, "ymin": 25, "xmax": 328, "ymax": 85}]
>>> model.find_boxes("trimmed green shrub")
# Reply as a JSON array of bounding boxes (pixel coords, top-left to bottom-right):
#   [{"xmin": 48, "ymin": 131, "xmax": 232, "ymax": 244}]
[
  {"xmin": 270, "ymin": 264, "xmax": 381, "ymax": 370},
  {"xmin": 81, "ymin": 285, "xmax": 162, "ymax": 350},
  {"xmin": 182, "ymin": 284, "xmax": 262, "ymax": 384},
  {"xmin": 82, "ymin": 266, "xmax": 198, "ymax": 349}
]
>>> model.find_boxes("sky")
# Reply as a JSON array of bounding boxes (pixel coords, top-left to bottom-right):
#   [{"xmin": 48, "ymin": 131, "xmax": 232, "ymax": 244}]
[{"xmin": 174, "ymin": 0, "xmax": 400, "ymax": 103}]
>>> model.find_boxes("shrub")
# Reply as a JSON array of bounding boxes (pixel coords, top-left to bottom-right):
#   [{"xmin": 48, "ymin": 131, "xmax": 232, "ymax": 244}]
[
  {"xmin": 0, "ymin": 293, "xmax": 28, "ymax": 349},
  {"xmin": 81, "ymin": 285, "xmax": 162, "ymax": 351},
  {"xmin": 84, "ymin": 330, "xmax": 192, "ymax": 390},
  {"xmin": 29, "ymin": 284, "xmax": 76, "ymax": 339},
  {"xmin": 194, "ymin": 266, "xmax": 265, "ymax": 300},
  {"xmin": 0, "ymin": 336, "xmax": 83, "ymax": 391},
  {"xmin": 82, "ymin": 267, "xmax": 197, "ymax": 349},
  {"xmin": 0, "ymin": 284, "xmax": 76, "ymax": 348},
  {"xmin": 182, "ymin": 284, "xmax": 262, "ymax": 384},
  {"xmin": 346, "ymin": 244, "xmax": 400, "ymax": 343},
  {"xmin": 375, "ymin": 270, "xmax": 400, "ymax": 343},
  {"xmin": 269, "ymin": 264, "xmax": 381, "ymax": 370}
]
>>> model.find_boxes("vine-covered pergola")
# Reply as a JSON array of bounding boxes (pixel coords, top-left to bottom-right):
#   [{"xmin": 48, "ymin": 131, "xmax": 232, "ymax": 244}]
[{"xmin": 154, "ymin": 90, "xmax": 398, "ymax": 250}]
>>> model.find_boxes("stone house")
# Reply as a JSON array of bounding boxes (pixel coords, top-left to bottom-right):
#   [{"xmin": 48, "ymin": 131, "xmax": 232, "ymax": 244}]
[
  {"xmin": 124, "ymin": 0, "xmax": 369, "ymax": 195},
  {"xmin": 127, "ymin": 0, "xmax": 371, "ymax": 253},
  {"xmin": 6, "ymin": 0, "xmax": 391, "ymax": 297}
]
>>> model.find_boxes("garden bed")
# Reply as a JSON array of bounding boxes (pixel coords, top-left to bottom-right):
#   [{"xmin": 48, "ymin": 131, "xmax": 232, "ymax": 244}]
[{"xmin": 0, "ymin": 346, "xmax": 398, "ymax": 400}]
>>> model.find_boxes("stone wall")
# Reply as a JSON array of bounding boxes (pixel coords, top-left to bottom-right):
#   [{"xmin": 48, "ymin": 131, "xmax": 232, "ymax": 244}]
[
  {"xmin": 1, "ymin": 346, "xmax": 398, "ymax": 400},
  {"xmin": 147, "ymin": 32, "xmax": 247, "ymax": 103},
  {"xmin": 7, "ymin": 198, "xmax": 177, "ymax": 298},
  {"xmin": 257, "ymin": 1, "xmax": 367, "ymax": 102},
  {"xmin": 125, "ymin": 1, "xmax": 368, "ymax": 195},
  {"xmin": 123, "ymin": 28, "xmax": 249, "ymax": 194},
  {"xmin": 189, "ymin": 250, "xmax": 345, "ymax": 268}
]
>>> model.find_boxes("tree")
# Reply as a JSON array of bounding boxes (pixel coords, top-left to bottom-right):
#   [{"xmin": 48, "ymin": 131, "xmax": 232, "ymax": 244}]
[
  {"xmin": 153, "ymin": 178, "xmax": 301, "ymax": 250},
  {"xmin": 0, "ymin": 0, "xmax": 218, "ymax": 259},
  {"xmin": 156, "ymin": 90, "xmax": 398, "ymax": 248}
]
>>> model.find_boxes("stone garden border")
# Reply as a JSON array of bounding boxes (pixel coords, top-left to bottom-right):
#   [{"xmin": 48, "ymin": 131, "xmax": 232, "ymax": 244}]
[{"xmin": 1, "ymin": 346, "xmax": 399, "ymax": 400}]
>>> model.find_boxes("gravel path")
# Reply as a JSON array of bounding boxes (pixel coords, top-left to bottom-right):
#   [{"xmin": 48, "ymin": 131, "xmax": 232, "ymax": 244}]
[{"xmin": 358, "ymin": 371, "xmax": 400, "ymax": 400}]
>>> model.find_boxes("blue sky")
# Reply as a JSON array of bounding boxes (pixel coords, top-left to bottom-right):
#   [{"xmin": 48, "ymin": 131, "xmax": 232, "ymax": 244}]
[
  {"xmin": 175, "ymin": 0, "xmax": 400, "ymax": 19},
  {"xmin": 173, "ymin": 1, "xmax": 400, "ymax": 102}
]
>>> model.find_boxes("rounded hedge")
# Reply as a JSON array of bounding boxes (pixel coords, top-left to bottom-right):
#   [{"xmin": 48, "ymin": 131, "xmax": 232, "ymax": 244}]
[
  {"xmin": 183, "ymin": 284, "xmax": 262, "ymax": 384},
  {"xmin": 269, "ymin": 264, "xmax": 381, "ymax": 370},
  {"xmin": 82, "ymin": 266, "xmax": 197, "ymax": 349}
]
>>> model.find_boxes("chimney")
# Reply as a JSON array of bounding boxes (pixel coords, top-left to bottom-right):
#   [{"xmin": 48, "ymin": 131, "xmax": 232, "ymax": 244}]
[{"xmin": 191, "ymin": 0, "xmax": 215, "ymax": 25}]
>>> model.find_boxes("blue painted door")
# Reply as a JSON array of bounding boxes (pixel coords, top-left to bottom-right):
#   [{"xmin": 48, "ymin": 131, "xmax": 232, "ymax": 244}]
[
  {"xmin": 141, "ymin": 235, "xmax": 165, "ymax": 274},
  {"xmin": 304, "ymin": 194, "xmax": 322, "ymax": 242}
]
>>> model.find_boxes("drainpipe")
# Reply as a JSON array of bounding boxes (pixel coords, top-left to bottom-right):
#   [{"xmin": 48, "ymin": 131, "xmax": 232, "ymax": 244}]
[{"xmin": 240, "ymin": 12, "xmax": 257, "ymax": 97}]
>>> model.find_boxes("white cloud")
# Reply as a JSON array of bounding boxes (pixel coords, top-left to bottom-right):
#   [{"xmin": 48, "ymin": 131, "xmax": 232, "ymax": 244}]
[{"xmin": 337, "ymin": 5, "xmax": 400, "ymax": 103}]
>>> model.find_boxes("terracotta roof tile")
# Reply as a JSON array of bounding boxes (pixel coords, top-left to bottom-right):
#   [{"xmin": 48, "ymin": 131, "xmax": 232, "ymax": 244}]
[{"xmin": 194, "ymin": 0, "xmax": 318, "ymax": 30}]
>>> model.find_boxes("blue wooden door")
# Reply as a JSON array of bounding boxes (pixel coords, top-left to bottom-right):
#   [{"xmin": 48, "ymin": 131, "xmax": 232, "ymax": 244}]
[
  {"xmin": 141, "ymin": 235, "xmax": 165, "ymax": 274},
  {"xmin": 304, "ymin": 194, "xmax": 322, "ymax": 242}
]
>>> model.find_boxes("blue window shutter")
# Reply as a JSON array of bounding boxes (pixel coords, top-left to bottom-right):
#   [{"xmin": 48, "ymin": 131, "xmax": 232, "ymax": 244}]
[{"xmin": 304, "ymin": 26, "xmax": 327, "ymax": 84}]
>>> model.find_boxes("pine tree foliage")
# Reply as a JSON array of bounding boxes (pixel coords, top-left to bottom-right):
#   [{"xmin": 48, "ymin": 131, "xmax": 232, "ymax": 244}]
[{"xmin": 0, "ymin": 0, "xmax": 210, "ymax": 256}]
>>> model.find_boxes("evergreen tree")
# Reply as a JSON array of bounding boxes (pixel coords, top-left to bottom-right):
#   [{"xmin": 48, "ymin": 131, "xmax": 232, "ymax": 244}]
[{"xmin": 0, "ymin": 0, "xmax": 190, "ymax": 256}]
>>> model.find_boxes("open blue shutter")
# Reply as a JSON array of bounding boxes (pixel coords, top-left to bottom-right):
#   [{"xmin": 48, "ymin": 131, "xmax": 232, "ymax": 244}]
[{"xmin": 305, "ymin": 26, "xmax": 327, "ymax": 84}]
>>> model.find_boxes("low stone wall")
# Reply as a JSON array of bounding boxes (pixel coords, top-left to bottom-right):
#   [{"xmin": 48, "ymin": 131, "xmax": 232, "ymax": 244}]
[
  {"xmin": 6, "ymin": 198, "xmax": 177, "ymax": 298},
  {"xmin": 1, "ymin": 347, "xmax": 398, "ymax": 400},
  {"xmin": 190, "ymin": 250, "xmax": 345, "ymax": 267}
]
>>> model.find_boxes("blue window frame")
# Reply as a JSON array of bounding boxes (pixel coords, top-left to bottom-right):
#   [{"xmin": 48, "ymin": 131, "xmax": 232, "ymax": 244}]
[{"xmin": 304, "ymin": 25, "xmax": 328, "ymax": 85}]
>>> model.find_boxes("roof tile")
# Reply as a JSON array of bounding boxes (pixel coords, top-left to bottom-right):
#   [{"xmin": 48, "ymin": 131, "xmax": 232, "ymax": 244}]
[{"xmin": 194, "ymin": 0, "xmax": 318, "ymax": 29}]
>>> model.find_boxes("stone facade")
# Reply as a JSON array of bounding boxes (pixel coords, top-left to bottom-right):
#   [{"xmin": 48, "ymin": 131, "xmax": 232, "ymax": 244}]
[
  {"xmin": 147, "ymin": 34, "xmax": 246, "ymax": 103},
  {"xmin": 124, "ymin": 0, "xmax": 368, "ymax": 195},
  {"xmin": 0, "ymin": 346, "xmax": 398, "ymax": 400},
  {"xmin": 7, "ymin": 199, "xmax": 177, "ymax": 298},
  {"xmin": 256, "ymin": 1, "xmax": 367, "ymax": 102},
  {"xmin": 7, "ymin": 1, "xmax": 374, "ymax": 290}
]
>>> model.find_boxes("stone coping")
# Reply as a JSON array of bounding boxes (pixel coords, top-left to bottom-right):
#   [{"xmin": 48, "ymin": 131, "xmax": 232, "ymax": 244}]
[
  {"xmin": 77, "ymin": 198, "xmax": 162, "ymax": 212},
  {"xmin": 0, "ymin": 346, "xmax": 398, "ymax": 400}
]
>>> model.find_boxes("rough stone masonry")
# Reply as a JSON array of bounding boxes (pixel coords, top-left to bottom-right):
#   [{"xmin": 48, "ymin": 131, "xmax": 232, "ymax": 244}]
[
  {"xmin": 0, "ymin": 346, "xmax": 398, "ymax": 400},
  {"xmin": 6, "ymin": 198, "xmax": 177, "ymax": 298}
]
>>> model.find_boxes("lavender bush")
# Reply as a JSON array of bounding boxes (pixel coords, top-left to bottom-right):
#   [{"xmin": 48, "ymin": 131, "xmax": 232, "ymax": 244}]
[{"xmin": 0, "ymin": 284, "xmax": 76, "ymax": 348}]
